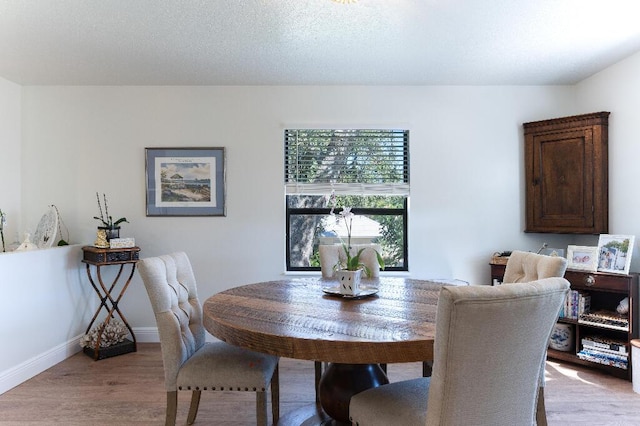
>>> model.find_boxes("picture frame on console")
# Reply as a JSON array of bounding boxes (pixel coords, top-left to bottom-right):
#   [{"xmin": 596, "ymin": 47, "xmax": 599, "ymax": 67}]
[
  {"xmin": 145, "ymin": 147, "xmax": 226, "ymax": 217},
  {"xmin": 596, "ymin": 234, "xmax": 635, "ymax": 275},
  {"xmin": 566, "ymin": 245, "xmax": 598, "ymax": 272}
]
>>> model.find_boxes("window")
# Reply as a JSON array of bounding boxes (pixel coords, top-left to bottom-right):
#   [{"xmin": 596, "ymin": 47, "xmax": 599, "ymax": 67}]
[{"xmin": 285, "ymin": 129, "xmax": 409, "ymax": 272}]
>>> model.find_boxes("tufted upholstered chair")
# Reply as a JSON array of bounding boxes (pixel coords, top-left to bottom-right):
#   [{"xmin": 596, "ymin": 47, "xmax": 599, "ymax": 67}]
[
  {"xmin": 137, "ymin": 252, "xmax": 279, "ymax": 426},
  {"xmin": 349, "ymin": 278, "xmax": 570, "ymax": 426},
  {"xmin": 503, "ymin": 250, "xmax": 568, "ymax": 284},
  {"xmin": 318, "ymin": 244, "xmax": 382, "ymax": 278},
  {"xmin": 502, "ymin": 250, "xmax": 568, "ymax": 426}
]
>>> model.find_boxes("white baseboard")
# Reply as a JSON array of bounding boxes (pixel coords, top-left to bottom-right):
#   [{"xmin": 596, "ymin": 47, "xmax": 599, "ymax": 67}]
[
  {"xmin": 0, "ymin": 334, "xmax": 83, "ymax": 395},
  {"xmin": 0, "ymin": 327, "xmax": 163, "ymax": 395},
  {"xmin": 133, "ymin": 327, "xmax": 160, "ymax": 343},
  {"xmin": 0, "ymin": 327, "xmax": 224, "ymax": 395}
]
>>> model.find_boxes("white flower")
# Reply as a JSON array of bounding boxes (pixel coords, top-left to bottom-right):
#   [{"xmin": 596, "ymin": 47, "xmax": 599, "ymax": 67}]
[{"xmin": 340, "ymin": 206, "xmax": 353, "ymax": 220}]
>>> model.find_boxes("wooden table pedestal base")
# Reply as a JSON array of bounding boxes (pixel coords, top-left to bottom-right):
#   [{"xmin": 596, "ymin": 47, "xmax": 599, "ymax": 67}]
[{"xmin": 278, "ymin": 363, "xmax": 388, "ymax": 425}]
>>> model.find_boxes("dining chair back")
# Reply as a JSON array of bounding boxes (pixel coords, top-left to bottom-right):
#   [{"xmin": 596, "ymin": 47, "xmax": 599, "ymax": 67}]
[
  {"xmin": 349, "ymin": 278, "xmax": 570, "ymax": 426},
  {"xmin": 503, "ymin": 250, "xmax": 568, "ymax": 284},
  {"xmin": 138, "ymin": 252, "xmax": 279, "ymax": 426},
  {"xmin": 319, "ymin": 244, "xmax": 382, "ymax": 278},
  {"xmin": 503, "ymin": 250, "xmax": 568, "ymax": 426}
]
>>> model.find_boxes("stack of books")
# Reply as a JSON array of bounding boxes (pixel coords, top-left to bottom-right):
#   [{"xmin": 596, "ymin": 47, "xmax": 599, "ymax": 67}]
[
  {"xmin": 577, "ymin": 335, "xmax": 629, "ymax": 369},
  {"xmin": 578, "ymin": 310, "xmax": 629, "ymax": 331},
  {"xmin": 559, "ymin": 290, "xmax": 591, "ymax": 320}
]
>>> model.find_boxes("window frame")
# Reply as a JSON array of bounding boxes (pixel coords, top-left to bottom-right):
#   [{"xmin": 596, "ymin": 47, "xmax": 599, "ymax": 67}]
[
  {"xmin": 285, "ymin": 202, "xmax": 409, "ymax": 272},
  {"xmin": 284, "ymin": 127, "xmax": 410, "ymax": 273}
]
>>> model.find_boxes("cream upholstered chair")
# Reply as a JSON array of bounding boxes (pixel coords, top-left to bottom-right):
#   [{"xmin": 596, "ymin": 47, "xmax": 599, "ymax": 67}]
[
  {"xmin": 503, "ymin": 250, "xmax": 568, "ymax": 284},
  {"xmin": 319, "ymin": 244, "xmax": 382, "ymax": 278},
  {"xmin": 137, "ymin": 252, "xmax": 279, "ymax": 426},
  {"xmin": 349, "ymin": 278, "xmax": 570, "ymax": 426},
  {"xmin": 502, "ymin": 250, "xmax": 568, "ymax": 426}
]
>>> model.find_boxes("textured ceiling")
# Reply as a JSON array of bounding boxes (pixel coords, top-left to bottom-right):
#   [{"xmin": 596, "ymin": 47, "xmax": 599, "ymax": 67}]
[{"xmin": 1, "ymin": 0, "xmax": 640, "ymax": 86}]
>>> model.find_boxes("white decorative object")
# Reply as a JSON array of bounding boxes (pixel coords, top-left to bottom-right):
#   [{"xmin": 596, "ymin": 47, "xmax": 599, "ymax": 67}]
[
  {"xmin": 109, "ymin": 237, "xmax": 135, "ymax": 249},
  {"xmin": 32, "ymin": 206, "xmax": 58, "ymax": 249},
  {"xmin": 549, "ymin": 323, "xmax": 573, "ymax": 352},
  {"xmin": 80, "ymin": 319, "xmax": 128, "ymax": 348},
  {"xmin": 15, "ymin": 233, "xmax": 38, "ymax": 251},
  {"xmin": 94, "ymin": 229, "xmax": 109, "ymax": 248},
  {"xmin": 322, "ymin": 284, "xmax": 378, "ymax": 299},
  {"xmin": 337, "ymin": 269, "xmax": 362, "ymax": 295},
  {"xmin": 617, "ymin": 297, "xmax": 630, "ymax": 315}
]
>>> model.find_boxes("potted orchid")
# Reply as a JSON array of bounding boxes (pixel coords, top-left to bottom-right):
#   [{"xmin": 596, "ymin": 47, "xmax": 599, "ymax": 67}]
[
  {"xmin": 94, "ymin": 192, "xmax": 128, "ymax": 240},
  {"xmin": 330, "ymin": 205, "xmax": 385, "ymax": 295},
  {"xmin": 330, "ymin": 204, "xmax": 385, "ymax": 278}
]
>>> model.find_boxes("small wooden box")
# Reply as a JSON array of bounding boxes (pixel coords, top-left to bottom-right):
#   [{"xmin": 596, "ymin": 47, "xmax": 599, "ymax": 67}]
[{"xmin": 82, "ymin": 246, "xmax": 140, "ymax": 265}]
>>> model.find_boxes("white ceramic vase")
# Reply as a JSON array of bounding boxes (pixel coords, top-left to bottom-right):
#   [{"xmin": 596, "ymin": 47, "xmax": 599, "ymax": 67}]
[{"xmin": 336, "ymin": 269, "xmax": 362, "ymax": 295}]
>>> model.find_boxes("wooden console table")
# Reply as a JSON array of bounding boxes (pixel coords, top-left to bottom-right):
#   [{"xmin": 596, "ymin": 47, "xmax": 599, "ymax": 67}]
[{"xmin": 81, "ymin": 246, "xmax": 140, "ymax": 360}]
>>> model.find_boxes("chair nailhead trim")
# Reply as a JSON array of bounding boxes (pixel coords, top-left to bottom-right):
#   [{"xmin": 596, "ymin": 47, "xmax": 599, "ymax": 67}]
[{"xmin": 177, "ymin": 386, "xmax": 265, "ymax": 392}]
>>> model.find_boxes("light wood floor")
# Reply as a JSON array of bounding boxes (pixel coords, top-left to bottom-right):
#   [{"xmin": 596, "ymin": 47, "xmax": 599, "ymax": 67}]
[{"xmin": 1, "ymin": 343, "xmax": 639, "ymax": 425}]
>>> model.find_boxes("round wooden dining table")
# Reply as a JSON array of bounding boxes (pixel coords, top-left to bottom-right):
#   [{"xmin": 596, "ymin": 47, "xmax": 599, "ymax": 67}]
[{"xmin": 202, "ymin": 277, "xmax": 444, "ymax": 425}]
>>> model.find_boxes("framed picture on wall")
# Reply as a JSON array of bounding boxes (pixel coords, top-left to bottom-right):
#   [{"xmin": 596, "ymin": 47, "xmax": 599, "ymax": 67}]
[
  {"xmin": 566, "ymin": 245, "xmax": 598, "ymax": 272},
  {"xmin": 596, "ymin": 234, "xmax": 635, "ymax": 275},
  {"xmin": 145, "ymin": 147, "xmax": 226, "ymax": 216}
]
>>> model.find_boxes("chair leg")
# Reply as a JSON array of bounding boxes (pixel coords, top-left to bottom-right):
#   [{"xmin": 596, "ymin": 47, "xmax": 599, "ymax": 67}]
[
  {"xmin": 536, "ymin": 386, "xmax": 548, "ymax": 426},
  {"xmin": 166, "ymin": 391, "xmax": 178, "ymax": 426},
  {"xmin": 422, "ymin": 361, "xmax": 433, "ymax": 377},
  {"xmin": 271, "ymin": 364, "xmax": 280, "ymax": 424},
  {"xmin": 187, "ymin": 390, "xmax": 202, "ymax": 425},
  {"xmin": 314, "ymin": 361, "xmax": 323, "ymax": 403},
  {"xmin": 256, "ymin": 391, "xmax": 267, "ymax": 426}
]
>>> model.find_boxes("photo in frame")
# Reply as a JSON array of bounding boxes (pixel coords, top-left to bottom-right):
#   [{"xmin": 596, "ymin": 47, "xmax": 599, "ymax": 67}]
[
  {"xmin": 566, "ymin": 245, "xmax": 598, "ymax": 272},
  {"xmin": 145, "ymin": 147, "xmax": 226, "ymax": 216},
  {"xmin": 596, "ymin": 234, "xmax": 635, "ymax": 275}
]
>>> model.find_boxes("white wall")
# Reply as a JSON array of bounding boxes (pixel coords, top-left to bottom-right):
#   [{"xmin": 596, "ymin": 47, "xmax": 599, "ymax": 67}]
[
  {"xmin": 575, "ymin": 50, "xmax": 640, "ymax": 273},
  {"xmin": 0, "ymin": 76, "xmax": 22, "ymax": 248},
  {"xmin": 19, "ymin": 85, "xmax": 578, "ymax": 329},
  {"xmin": 0, "ymin": 245, "xmax": 92, "ymax": 394}
]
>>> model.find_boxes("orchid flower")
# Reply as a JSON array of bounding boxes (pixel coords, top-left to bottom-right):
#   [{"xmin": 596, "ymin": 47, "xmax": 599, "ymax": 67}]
[{"xmin": 326, "ymin": 195, "xmax": 384, "ymax": 275}]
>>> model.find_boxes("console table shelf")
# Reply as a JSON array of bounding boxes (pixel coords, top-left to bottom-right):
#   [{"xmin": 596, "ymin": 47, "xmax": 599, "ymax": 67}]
[
  {"xmin": 490, "ymin": 262, "xmax": 638, "ymax": 380},
  {"xmin": 82, "ymin": 246, "xmax": 140, "ymax": 360}
]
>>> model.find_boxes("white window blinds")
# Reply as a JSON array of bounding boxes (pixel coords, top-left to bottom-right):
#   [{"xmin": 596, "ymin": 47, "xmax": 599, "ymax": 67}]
[{"xmin": 284, "ymin": 129, "xmax": 409, "ymax": 195}]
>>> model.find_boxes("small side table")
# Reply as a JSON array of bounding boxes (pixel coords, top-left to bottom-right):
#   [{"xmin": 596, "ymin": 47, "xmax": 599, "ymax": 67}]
[{"xmin": 81, "ymin": 245, "xmax": 140, "ymax": 360}]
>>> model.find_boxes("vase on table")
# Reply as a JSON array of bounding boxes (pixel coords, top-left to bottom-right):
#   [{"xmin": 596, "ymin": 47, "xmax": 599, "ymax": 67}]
[
  {"xmin": 336, "ymin": 269, "xmax": 362, "ymax": 296},
  {"xmin": 98, "ymin": 226, "xmax": 120, "ymax": 241}
]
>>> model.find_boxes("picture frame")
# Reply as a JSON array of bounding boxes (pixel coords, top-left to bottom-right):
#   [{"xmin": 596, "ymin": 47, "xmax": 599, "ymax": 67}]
[
  {"xmin": 566, "ymin": 245, "xmax": 598, "ymax": 272},
  {"xmin": 145, "ymin": 147, "xmax": 226, "ymax": 217},
  {"xmin": 596, "ymin": 234, "xmax": 635, "ymax": 275}
]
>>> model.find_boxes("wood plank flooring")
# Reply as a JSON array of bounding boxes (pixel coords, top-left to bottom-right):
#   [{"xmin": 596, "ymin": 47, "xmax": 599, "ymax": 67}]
[{"xmin": 1, "ymin": 343, "xmax": 639, "ymax": 425}]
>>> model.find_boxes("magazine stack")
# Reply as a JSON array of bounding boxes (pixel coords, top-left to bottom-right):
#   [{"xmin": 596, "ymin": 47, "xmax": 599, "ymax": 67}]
[{"xmin": 577, "ymin": 335, "xmax": 629, "ymax": 370}]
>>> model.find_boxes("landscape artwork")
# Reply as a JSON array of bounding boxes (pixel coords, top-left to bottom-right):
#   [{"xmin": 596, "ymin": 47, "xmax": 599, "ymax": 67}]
[
  {"xmin": 155, "ymin": 157, "xmax": 216, "ymax": 208},
  {"xmin": 145, "ymin": 147, "xmax": 226, "ymax": 216}
]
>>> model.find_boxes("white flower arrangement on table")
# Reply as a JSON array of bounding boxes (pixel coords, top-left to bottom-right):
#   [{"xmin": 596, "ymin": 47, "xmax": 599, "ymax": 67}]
[{"xmin": 328, "ymin": 191, "xmax": 384, "ymax": 276}]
